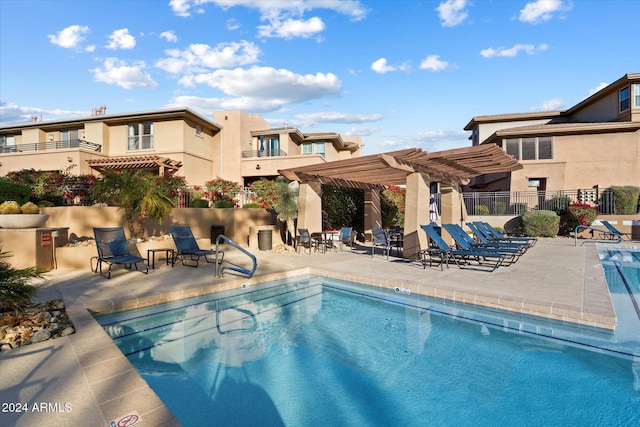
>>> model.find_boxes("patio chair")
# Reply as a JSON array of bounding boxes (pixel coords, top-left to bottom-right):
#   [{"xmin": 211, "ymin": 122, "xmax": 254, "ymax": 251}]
[
  {"xmin": 464, "ymin": 223, "xmax": 528, "ymax": 256},
  {"xmin": 600, "ymin": 221, "xmax": 633, "ymax": 241},
  {"xmin": 297, "ymin": 229, "xmax": 317, "ymax": 254},
  {"xmin": 474, "ymin": 222, "xmax": 537, "ymax": 247},
  {"xmin": 443, "ymin": 223, "xmax": 521, "ymax": 265},
  {"xmin": 338, "ymin": 227, "xmax": 355, "ymax": 251},
  {"xmin": 371, "ymin": 226, "xmax": 392, "ymax": 259},
  {"xmin": 93, "ymin": 227, "xmax": 148, "ymax": 279},
  {"xmin": 420, "ymin": 224, "xmax": 505, "ymax": 272},
  {"xmin": 170, "ymin": 224, "xmax": 224, "ymax": 267}
]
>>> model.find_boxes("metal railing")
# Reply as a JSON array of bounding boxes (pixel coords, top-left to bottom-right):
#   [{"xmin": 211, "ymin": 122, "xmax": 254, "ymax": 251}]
[
  {"xmin": 461, "ymin": 189, "xmax": 619, "ymax": 216},
  {"xmin": 178, "ymin": 186, "xmax": 257, "ymax": 208},
  {"xmin": 0, "ymin": 139, "xmax": 102, "ymax": 153},
  {"xmin": 241, "ymin": 149, "xmax": 287, "ymax": 158}
]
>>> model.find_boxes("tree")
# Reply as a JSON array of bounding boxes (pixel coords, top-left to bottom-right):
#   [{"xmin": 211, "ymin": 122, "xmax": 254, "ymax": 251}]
[
  {"xmin": 0, "ymin": 249, "xmax": 44, "ymax": 312},
  {"xmin": 273, "ymin": 177, "xmax": 298, "ymax": 246}
]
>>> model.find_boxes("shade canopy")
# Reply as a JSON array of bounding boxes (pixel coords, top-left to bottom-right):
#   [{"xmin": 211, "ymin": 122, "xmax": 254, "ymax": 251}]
[
  {"xmin": 87, "ymin": 155, "xmax": 182, "ymax": 176},
  {"xmin": 279, "ymin": 144, "xmax": 522, "ymax": 190}
]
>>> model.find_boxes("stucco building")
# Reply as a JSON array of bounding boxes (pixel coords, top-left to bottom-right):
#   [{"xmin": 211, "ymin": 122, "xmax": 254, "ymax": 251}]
[
  {"xmin": 0, "ymin": 108, "xmax": 362, "ymax": 186},
  {"xmin": 464, "ymin": 73, "xmax": 640, "ymax": 193}
]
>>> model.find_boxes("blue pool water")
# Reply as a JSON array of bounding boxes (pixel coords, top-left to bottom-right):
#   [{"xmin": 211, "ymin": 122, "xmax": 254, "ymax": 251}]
[{"xmin": 97, "ymin": 255, "xmax": 640, "ymax": 426}]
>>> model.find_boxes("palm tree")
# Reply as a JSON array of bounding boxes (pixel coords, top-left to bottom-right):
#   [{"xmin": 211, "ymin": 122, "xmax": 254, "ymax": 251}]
[
  {"xmin": 273, "ymin": 177, "xmax": 298, "ymax": 246},
  {"xmin": 134, "ymin": 173, "xmax": 174, "ymax": 236}
]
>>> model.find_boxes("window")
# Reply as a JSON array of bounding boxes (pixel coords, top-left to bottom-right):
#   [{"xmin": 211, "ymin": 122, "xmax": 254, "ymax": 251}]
[
  {"xmin": 195, "ymin": 124, "xmax": 203, "ymax": 137},
  {"xmin": 128, "ymin": 122, "xmax": 153, "ymax": 150},
  {"xmin": 61, "ymin": 130, "xmax": 79, "ymax": 145},
  {"xmin": 302, "ymin": 143, "xmax": 313, "ymax": 155},
  {"xmin": 314, "ymin": 142, "xmax": 325, "ymax": 158},
  {"xmin": 634, "ymin": 84, "xmax": 640, "ymax": 108},
  {"xmin": 302, "ymin": 142, "xmax": 326, "ymax": 157},
  {"xmin": 619, "ymin": 86, "xmax": 630, "ymax": 112},
  {"xmin": 0, "ymin": 134, "xmax": 15, "ymax": 152},
  {"xmin": 503, "ymin": 137, "xmax": 553, "ymax": 161}
]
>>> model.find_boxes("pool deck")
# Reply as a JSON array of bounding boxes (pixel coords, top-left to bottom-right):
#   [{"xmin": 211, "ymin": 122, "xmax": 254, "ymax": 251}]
[{"xmin": 0, "ymin": 237, "xmax": 625, "ymax": 426}]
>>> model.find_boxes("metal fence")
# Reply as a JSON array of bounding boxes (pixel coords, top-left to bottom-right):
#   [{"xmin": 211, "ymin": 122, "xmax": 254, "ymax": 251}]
[
  {"xmin": 0, "ymin": 139, "xmax": 102, "ymax": 153},
  {"xmin": 461, "ymin": 188, "xmax": 620, "ymax": 216}
]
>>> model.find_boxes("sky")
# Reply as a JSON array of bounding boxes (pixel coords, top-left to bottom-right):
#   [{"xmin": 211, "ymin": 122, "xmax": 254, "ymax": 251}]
[{"xmin": 1, "ymin": 0, "xmax": 638, "ymax": 155}]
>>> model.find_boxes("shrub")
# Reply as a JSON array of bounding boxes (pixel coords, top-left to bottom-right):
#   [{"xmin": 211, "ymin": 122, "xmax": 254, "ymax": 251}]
[
  {"xmin": 205, "ymin": 178, "xmax": 241, "ymax": 204},
  {"xmin": 492, "ymin": 202, "xmax": 507, "ymax": 215},
  {"xmin": 610, "ymin": 186, "xmax": 639, "ymax": 215},
  {"xmin": 214, "ymin": 200, "xmax": 235, "ymax": 208},
  {"xmin": 0, "ymin": 201, "xmax": 21, "ymax": 214},
  {"xmin": 37, "ymin": 200, "xmax": 55, "ymax": 208},
  {"xmin": 242, "ymin": 203, "xmax": 260, "ymax": 208},
  {"xmin": 522, "ymin": 210, "xmax": 559, "ymax": 237},
  {"xmin": 0, "ymin": 179, "xmax": 31, "ymax": 205},
  {"xmin": 190, "ymin": 199, "xmax": 210, "ymax": 208},
  {"xmin": 0, "ymin": 249, "xmax": 44, "ymax": 312},
  {"xmin": 512, "ymin": 203, "xmax": 527, "ymax": 215},
  {"xmin": 248, "ymin": 179, "xmax": 279, "ymax": 208},
  {"xmin": 475, "ymin": 204, "xmax": 490, "ymax": 215},
  {"xmin": 565, "ymin": 202, "xmax": 598, "ymax": 230}
]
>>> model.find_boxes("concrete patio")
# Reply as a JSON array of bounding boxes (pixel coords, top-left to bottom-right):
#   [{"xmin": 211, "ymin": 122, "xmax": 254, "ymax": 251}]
[{"xmin": 0, "ymin": 237, "xmax": 617, "ymax": 426}]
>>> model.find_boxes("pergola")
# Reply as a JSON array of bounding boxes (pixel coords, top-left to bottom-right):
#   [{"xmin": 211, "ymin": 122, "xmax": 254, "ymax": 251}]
[
  {"xmin": 279, "ymin": 144, "xmax": 522, "ymax": 259},
  {"xmin": 87, "ymin": 155, "xmax": 182, "ymax": 176}
]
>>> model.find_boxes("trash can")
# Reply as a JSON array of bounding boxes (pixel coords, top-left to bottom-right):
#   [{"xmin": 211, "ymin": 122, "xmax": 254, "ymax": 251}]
[
  {"xmin": 258, "ymin": 230, "xmax": 272, "ymax": 251},
  {"xmin": 211, "ymin": 225, "xmax": 225, "ymax": 244}
]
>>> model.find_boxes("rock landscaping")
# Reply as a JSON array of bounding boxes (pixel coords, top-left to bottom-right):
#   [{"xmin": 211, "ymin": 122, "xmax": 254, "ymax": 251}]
[{"xmin": 0, "ymin": 299, "xmax": 75, "ymax": 351}]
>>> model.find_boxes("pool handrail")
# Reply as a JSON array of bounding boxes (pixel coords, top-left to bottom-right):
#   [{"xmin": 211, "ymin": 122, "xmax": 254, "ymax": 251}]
[
  {"xmin": 215, "ymin": 234, "xmax": 257, "ymax": 278},
  {"xmin": 574, "ymin": 225, "xmax": 622, "ymax": 246}
]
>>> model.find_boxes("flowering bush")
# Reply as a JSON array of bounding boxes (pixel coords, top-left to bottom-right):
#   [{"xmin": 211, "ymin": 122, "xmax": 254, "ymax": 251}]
[
  {"xmin": 205, "ymin": 178, "xmax": 241, "ymax": 205},
  {"xmin": 566, "ymin": 202, "xmax": 598, "ymax": 230},
  {"xmin": 382, "ymin": 185, "xmax": 406, "ymax": 227},
  {"xmin": 249, "ymin": 179, "xmax": 279, "ymax": 208}
]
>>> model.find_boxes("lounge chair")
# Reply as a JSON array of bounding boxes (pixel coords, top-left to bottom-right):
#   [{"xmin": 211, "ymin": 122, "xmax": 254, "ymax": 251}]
[
  {"xmin": 297, "ymin": 229, "xmax": 317, "ymax": 254},
  {"xmin": 93, "ymin": 227, "xmax": 148, "ymax": 279},
  {"xmin": 599, "ymin": 220, "xmax": 633, "ymax": 241},
  {"xmin": 420, "ymin": 224, "xmax": 505, "ymax": 272},
  {"xmin": 464, "ymin": 223, "xmax": 528, "ymax": 255},
  {"xmin": 473, "ymin": 222, "xmax": 537, "ymax": 247},
  {"xmin": 443, "ymin": 223, "xmax": 521, "ymax": 265},
  {"xmin": 371, "ymin": 226, "xmax": 392, "ymax": 259},
  {"xmin": 170, "ymin": 225, "xmax": 224, "ymax": 267}
]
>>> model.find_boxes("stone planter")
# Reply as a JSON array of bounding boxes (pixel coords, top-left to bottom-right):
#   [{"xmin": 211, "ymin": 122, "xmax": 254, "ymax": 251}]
[{"xmin": 0, "ymin": 214, "xmax": 50, "ymax": 229}]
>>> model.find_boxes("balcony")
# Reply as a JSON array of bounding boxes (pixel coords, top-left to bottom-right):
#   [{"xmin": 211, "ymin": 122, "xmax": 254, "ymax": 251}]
[
  {"xmin": 241, "ymin": 149, "xmax": 287, "ymax": 158},
  {"xmin": 0, "ymin": 139, "xmax": 102, "ymax": 153}
]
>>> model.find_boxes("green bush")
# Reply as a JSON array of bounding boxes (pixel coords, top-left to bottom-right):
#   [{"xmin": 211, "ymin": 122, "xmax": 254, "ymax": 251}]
[
  {"xmin": 492, "ymin": 202, "xmax": 507, "ymax": 215},
  {"xmin": 512, "ymin": 203, "xmax": 527, "ymax": 215},
  {"xmin": 190, "ymin": 199, "xmax": 210, "ymax": 208},
  {"xmin": 522, "ymin": 210, "xmax": 559, "ymax": 237},
  {"xmin": 242, "ymin": 203, "xmax": 260, "ymax": 208},
  {"xmin": 475, "ymin": 204, "xmax": 490, "ymax": 215},
  {"xmin": 214, "ymin": 200, "xmax": 235, "ymax": 208},
  {"xmin": 0, "ymin": 179, "xmax": 31, "ymax": 205},
  {"xmin": 37, "ymin": 200, "xmax": 55, "ymax": 208},
  {"xmin": 611, "ymin": 186, "xmax": 639, "ymax": 215}
]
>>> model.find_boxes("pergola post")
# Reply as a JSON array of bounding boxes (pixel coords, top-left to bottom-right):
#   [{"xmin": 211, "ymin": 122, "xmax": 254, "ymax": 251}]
[
  {"xmin": 363, "ymin": 189, "xmax": 381, "ymax": 241},
  {"xmin": 403, "ymin": 172, "xmax": 430, "ymax": 259},
  {"xmin": 297, "ymin": 181, "xmax": 323, "ymax": 232},
  {"xmin": 439, "ymin": 184, "xmax": 466, "ymax": 245}
]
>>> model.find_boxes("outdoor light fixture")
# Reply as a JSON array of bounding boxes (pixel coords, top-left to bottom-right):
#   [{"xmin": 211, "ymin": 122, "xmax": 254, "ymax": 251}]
[
  {"xmin": 67, "ymin": 157, "xmax": 73, "ymax": 162},
  {"xmin": 256, "ymin": 164, "xmax": 261, "ymax": 170}
]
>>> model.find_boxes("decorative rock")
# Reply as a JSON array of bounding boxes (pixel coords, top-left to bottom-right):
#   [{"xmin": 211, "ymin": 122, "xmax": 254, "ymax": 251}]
[
  {"xmin": 31, "ymin": 329, "xmax": 51, "ymax": 343},
  {"xmin": 1, "ymin": 344, "xmax": 11, "ymax": 351},
  {"xmin": 61, "ymin": 327, "xmax": 75, "ymax": 336}
]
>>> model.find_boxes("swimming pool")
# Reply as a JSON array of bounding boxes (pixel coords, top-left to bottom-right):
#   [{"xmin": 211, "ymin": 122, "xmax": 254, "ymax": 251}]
[{"xmin": 96, "ymin": 265, "xmax": 640, "ymax": 426}]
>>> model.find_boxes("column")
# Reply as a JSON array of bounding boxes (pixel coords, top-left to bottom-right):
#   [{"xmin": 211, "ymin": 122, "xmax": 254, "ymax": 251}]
[
  {"xmin": 364, "ymin": 189, "xmax": 381, "ymax": 241},
  {"xmin": 439, "ymin": 184, "xmax": 466, "ymax": 245},
  {"xmin": 297, "ymin": 181, "xmax": 322, "ymax": 233},
  {"xmin": 403, "ymin": 172, "xmax": 431, "ymax": 260}
]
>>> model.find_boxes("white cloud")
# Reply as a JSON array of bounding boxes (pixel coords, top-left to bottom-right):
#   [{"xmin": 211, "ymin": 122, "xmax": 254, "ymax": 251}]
[
  {"xmin": 519, "ymin": 0, "xmax": 569, "ymax": 24},
  {"xmin": 156, "ymin": 41, "xmax": 261, "ymax": 74},
  {"xmin": 344, "ymin": 126, "xmax": 379, "ymax": 137},
  {"xmin": 181, "ymin": 66, "xmax": 341, "ymax": 100},
  {"xmin": 293, "ymin": 111, "xmax": 383, "ymax": 127},
  {"xmin": 48, "ymin": 25, "xmax": 90, "ymax": 50},
  {"xmin": 480, "ymin": 43, "xmax": 548, "ymax": 58},
  {"xmin": 160, "ymin": 30, "xmax": 178, "ymax": 43},
  {"xmin": 169, "ymin": 0, "xmax": 191, "ymax": 17},
  {"xmin": 0, "ymin": 101, "xmax": 88, "ymax": 125},
  {"xmin": 589, "ymin": 82, "xmax": 608, "ymax": 95},
  {"xmin": 91, "ymin": 58, "xmax": 158, "ymax": 89},
  {"xmin": 106, "ymin": 28, "xmax": 136, "ymax": 50},
  {"xmin": 419, "ymin": 55, "xmax": 450, "ymax": 71},
  {"xmin": 258, "ymin": 16, "xmax": 325, "ymax": 39},
  {"xmin": 371, "ymin": 58, "xmax": 409, "ymax": 74},
  {"xmin": 226, "ymin": 19, "xmax": 240, "ymax": 30},
  {"xmin": 531, "ymin": 98, "xmax": 564, "ymax": 111},
  {"xmin": 436, "ymin": 0, "xmax": 469, "ymax": 27},
  {"xmin": 405, "ymin": 129, "xmax": 470, "ymax": 152}
]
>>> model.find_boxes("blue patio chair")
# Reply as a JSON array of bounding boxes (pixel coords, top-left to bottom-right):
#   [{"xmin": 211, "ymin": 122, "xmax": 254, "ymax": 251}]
[
  {"xmin": 296, "ymin": 229, "xmax": 318, "ymax": 254},
  {"xmin": 600, "ymin": 220, "xmax": 633, "ymax": 240},
  {"xmin": 338, "ymin": 227, "xmax": 355, "ymax": 251},
  {"xmin": 474, "ymin": 222, "xmax": 537, "ymax": 247},
  {"xmin": 464, "ymin": 223, "xmax": 528, "ymax": 255},
  {"xmin": 170, "ymin": 224, "xmax": 224, "ymax": 267},
  {"xmin": 443, "ymin": 223, "xmax": 521, "ymax": 265},
  {"xmin": 420, "ymin": 224, "xmax": 505, "ymax": 272},
  {"xmin": 93, "ymin": 227, "xmax": 148, "ymax": 279},
  {"xmin": 371, "ymin": 226, "xmax": 392, "ymax": 259}
]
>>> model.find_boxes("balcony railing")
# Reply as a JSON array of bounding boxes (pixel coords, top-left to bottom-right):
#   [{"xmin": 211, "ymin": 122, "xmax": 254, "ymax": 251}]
[
  {"xmin": 462, "ymin": 188, "xmax": 621, "ymax": 216},
  {"xmin": 0, "ymin": 139, "xmax": 102, "ymax": 153},
  {"xmin": 241, "ymin": 149, "xmax": 287, "ymax": 158}
]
